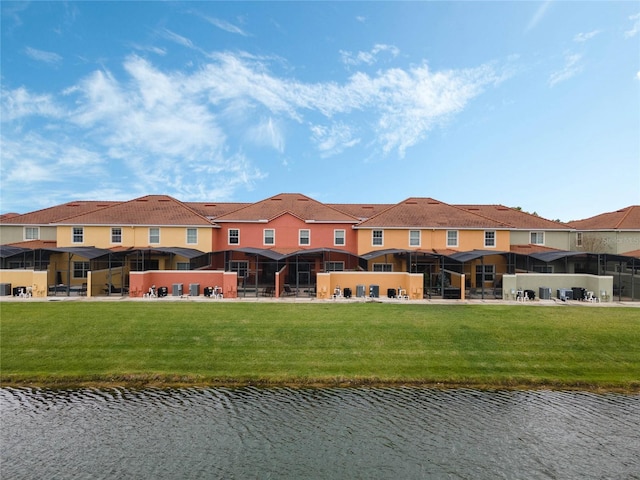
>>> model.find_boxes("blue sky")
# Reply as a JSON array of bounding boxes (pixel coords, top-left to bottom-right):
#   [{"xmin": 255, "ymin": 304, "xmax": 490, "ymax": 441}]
[{"xmin": 1, "ymin": 1, "xmax": 639, "ymax": 222}]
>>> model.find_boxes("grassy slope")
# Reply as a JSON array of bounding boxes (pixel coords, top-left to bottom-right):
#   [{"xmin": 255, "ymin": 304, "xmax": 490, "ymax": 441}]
[{"xmin": 1, "ymin": 302, "xmax": 638, "ymax": 391}]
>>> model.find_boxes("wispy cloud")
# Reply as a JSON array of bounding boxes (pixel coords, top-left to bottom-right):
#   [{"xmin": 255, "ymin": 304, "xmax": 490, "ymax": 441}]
[
  {"xmin": 161, "ymin": 28, "xmax": 196, "ymax": 49},
  {"xmin": 1, "ymin": 50, "xmax": 501, "ymax": 204},
  {"xmin": 625, "ymin": 12, "xmax": 640, "ymax": 38},
  {"xmin": 203, "ymin": 16, "xmax": 248, "ymax": 36},
  {"xmin": 340, "ymin": 44, "xmax": 400, "ymax": 66},
  {"xmin": 24, "ymin": 46, "xmax": 63, "ymax": 65},
  {"xmin": 549, "ymin": 53, "xmax": 583, "ymax": 87},
  {"xmin": 574, "ymin": 30, "xmax": 600, "ymax": 42},
  {"xmin": 525, "ymin": 0, "xmax": 553, "ymax": 33}
]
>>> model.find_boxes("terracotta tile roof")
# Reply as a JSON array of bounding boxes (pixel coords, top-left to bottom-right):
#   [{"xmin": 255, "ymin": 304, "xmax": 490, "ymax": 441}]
[
  {"xmin": 356, "ymin": 198, "xmax": 509, "ymax": 229},
  {"xmin": 0, "ymin": 213, "xmax": 21, "ymax": 221},
  {"xmin": 327, "ymin": 203, "xmax": 393, "ymax": 220},
  {"xmin": 5, "ymin": 239, "xmax": 58, "ymax": 249},
  {"xmin": 186, "ymin": 202, "xmax": 251, "ymax": 218},
  {"xmin": 567, "ymin": 205, "xmax": 640, "ymax": 230},
  {"xmin": 1, "ymin": 201, "xmax": 118, "ymax": 225},
  {"xmin": 456, "ymin": 205, "xmax": 571, "ymax": 230},
  {"xmin": 214, "ymin": 193, "xmax": 361, "ymax": 223},
  {"xmin": 53, "ymin": 195, "xmax": 214, "ymax": 226},
  {"xmin": 510, "ymin": 244, "xmax": 564, "ymax": 255},
  {"xmin": 623, "ymin": 249, "xmax": 640, "ymax": 258}
]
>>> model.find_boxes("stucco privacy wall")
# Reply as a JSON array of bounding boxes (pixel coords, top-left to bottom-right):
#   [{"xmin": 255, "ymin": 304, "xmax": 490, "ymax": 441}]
[
  {"xmin": 129, "ymin": 270, "xmax": 237, "ymax": 298},
  {"xmin": 0, "ymin": 270, "xmax": 49, "ymax": 297},
  {"xmin": 316, "ymin": 272, "xmax": 424, "ymax": 299},
  {"xmin": 502, "ymin": 274, "xmax": 613, "ymax": 301}
]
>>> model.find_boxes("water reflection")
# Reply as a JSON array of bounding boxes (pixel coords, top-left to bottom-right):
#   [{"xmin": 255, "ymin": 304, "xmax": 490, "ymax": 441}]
[{"xmin": 2, "ymin": 387, "xmax": 639, "ymax": 479}]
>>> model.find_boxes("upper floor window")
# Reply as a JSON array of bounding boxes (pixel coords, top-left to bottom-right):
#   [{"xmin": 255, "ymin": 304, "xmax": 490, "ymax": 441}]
[
  {"xmin": 229, "ymin": 229, "xmax": 239, "ymax": 245},
  {"xmin": 484, "ymin": 231, "xmax": 496, "ymax": 248},
  {"xmin": 447, "ymin": 230, "xmax": 458, "ymax": 247},
  {"xmin": 409, "ymin": 230, "xmax": 420, "ymax": 247},
  {"xmin": 24, "ymin": 227, "xmax": 39, "ymax": 241},
  {"xmin": 334, "ymin": 229, "xmax": 345, "ymax": 246},
  {"xmin": 111, "ymin": 227, "xmax": 122, "ymax": 244},
  {"xmin": 72, "ymin": 227, "xmax": 84, "ymax": 244},
  {"xmin": 372, "ymin": 230, "xmax": 383, "ymax": 246},
  {"xmin": 264, "ymin": 229, "xmax": 275, "ymax": 246},
  {"xmin": 576, "ymin": 232, "xmax": 583, "ymax": 247},
  {"xmin": 149, "ymin": 227, "xmax": 160, "ymax": 244},
  {"xmin": 530, "ymin": 231, "xmax": 545, "ymax": 245},
  {"xmin": 299, "ymin": 229, "xmax": 310, "ymax": 246},
  {"xmin": 186, "ymin": 228, "xmax": 197, "ymax": 244}
]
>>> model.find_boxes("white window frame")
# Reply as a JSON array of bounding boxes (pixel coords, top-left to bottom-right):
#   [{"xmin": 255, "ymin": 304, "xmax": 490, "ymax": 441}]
[
  {"xmin": 186, "ymin": 228, "xmax": 198, "ymax": 245},
  {"xmin": 73, "ymin": 261, "xmax": 90, "ymax": 278},
  {"xmin": 447, "ymin": 230, "xmax": 459, "ymax": 248},
  {"xmin": 530, "ymin": 231, "xmax": 545, "ymax": 245},
  {"xmin": 111, "ymin": 227, "xmax": 122, "ymax": 244},
  {"xmin": 475, "ymin": 264, "xmax": 495, "ymax": 282},
  {"xmin": 576, "ymin": 232, "xmax": 583, "ymax": 247},
  {"xmin": 72, "ymin": 227, "xmax": 84, "ymax": 244},
  {"xmin": 334, "ymin": 229, "xmax": 345, "ymax": 246},
  {"xmin": 149, "ymin": 227, "xmax": 160, "ymax": 244},
  {"xmin": 228, "ymin": 229, "xmax": 240, "ymax": 245},
  {"xmin": 24, "ymin": 227, "xmax": 40, "ymax": 241},
  {"xmin": 373, "ymin": 263, "xmax": 393, "ymax": 272},
  {"xmin": 230, "ymin": 260, "xmax": 249, "ymax": 278},
  {"xmin": 409, "ymin": 230, "xmax": 421, "ymax": 247},
  {"xmin": 299, "ymin": 229, "xmax": 310, "ymax": 246},
  {"xmin": 263, "ymin": 228, "xmax": 275, "ymax": 246},
  {"xmin": 372, "ymin": 229, "xmax": 383, "ymax": 246},
  {"xmin": 325, "ymin": 261, "xmax": 344, "ymax": 272},
  {"xmin": 484, "ymin": 230, "xmax": 496, "ymax": 248}
]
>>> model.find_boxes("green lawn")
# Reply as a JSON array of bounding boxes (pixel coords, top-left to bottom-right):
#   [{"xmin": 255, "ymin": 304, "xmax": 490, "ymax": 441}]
[{"xmin": 1, "ymin": 302, "xmax": 639, "ymax": 391}]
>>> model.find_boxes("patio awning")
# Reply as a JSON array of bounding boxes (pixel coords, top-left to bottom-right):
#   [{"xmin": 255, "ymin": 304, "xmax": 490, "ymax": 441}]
[
  {"xmin": 360, "ymin": 248, "xmax": 417, "ymax": 260},
  {"xmin": 447, "ymin": 250, "xmax": 509, "ymax": 263},
  {"xmin": 225, "ymin": 247, "xmax": 287, "ymax": 261},
  {"xmin": 528, "ymin": 251, "xmax": 586, "ymax": 263},
  {"xmin": 135, "ymin": 247, "xmax": 207, "ymax": 259},
  {"xmin": 283, "ymin": 247, "xmax": 360, "ymax": 259},
  {"xmin": 0, "ymin": 245, "xmax": 32, "ymax": 258},
  {"xmin": 46, "ymin": 246, "xmax": 114, "ymax": 260}
]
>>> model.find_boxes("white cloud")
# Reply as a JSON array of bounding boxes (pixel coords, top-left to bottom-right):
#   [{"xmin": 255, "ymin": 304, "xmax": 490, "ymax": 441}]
[
  {"xmin": 246, "ymin": 117, "xmax": 285, "ymax": 152},
  {"xmin": 549, "ymin": 53, "xmax": 583, "ymax": 87},
  {"xmin": 24, "ymin": 46, "xmax": 62, "ymax": 65},
  {"xmin": 525, "ymin": 0, "xmax": 553, "ymax": 33},
  {"xmin": 340, "ymin": 44, "xmax": 400, "ymax": 66},
  {"xmin": 1, "ymin": 87, "xmax": 63, "ymax": 121},
  {"xmin": 636, "ymin": 71, "xmax": 640, "ymax": 81},
  {"xmin": 203, "ymin": 16, "xmax": 248, "ymax": 36},
  {"xmin": 574, "ymin": 30, "xmax": 601, "ymax": 42},
  {"xmin": 161, "ymin": 29, "xmax": 196, "ymax": 49},
  {"xmin": 310, "ymin": 122, "xmax": 360, "ymax": 157},
  {"xmin": 625, "ymin": 12, "xmax": 640, "ymax": 38}
]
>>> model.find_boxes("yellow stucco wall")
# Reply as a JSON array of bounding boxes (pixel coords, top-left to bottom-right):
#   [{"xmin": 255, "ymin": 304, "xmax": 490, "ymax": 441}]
[
  {"xmin": 0, "ymin": 270, "xmax": 49, "ymax": 297},
  {"xmin": 56, "ymin": 225, "xmax": 212, "ymax": 251},
  {"xmin": 316, "ymin": 272, "xmax": 424, "ymax": 299},
  {"xmin": 357, "ymin": 228, "xmax": 510, "ymax": 254}
]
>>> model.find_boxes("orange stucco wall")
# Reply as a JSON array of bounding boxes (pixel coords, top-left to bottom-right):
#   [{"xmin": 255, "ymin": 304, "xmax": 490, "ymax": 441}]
[
  {"xmin": 316, "ymin": 272, "xmax": 424, "ymax": 300},
  {"xmin": 129, "ymin": 270, "xmax": 237, "ymax": 297},
  {"xmin": 214, "ymin": 213, "xmax": 358, "ymax": 254}
]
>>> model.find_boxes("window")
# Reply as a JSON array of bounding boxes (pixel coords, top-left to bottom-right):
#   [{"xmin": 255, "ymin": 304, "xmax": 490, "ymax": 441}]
[
  {"xmin": 177, "ymin": 262, "xmax": 191, "ymax": 270},
  {"xmin": 530, "ymin": 231, "xmax": 545, "ymax": 245},
  {"xmin": 475, "ymin": 264, "xmax": 495, "ymax": 283},
  {"xmin": 372, "ymin": 230, "xmax": 383, "ymax": 246},
  {"xmin": 334, "ymin": 229, "xmax": 345, "ymax": 246},
  {"xmin": 73, "ymin": 261, "xmax": 90, "ymax": 279},
  {"xmin": 186, "ymin": 228, "xmax": 197, "ymax": 244},
  {"xmin": 111, "ymin": 227, "xmax": 122, "ymax": 244},
  {"xmin": 484, "ymin": 231, "xmax": 496, "ymax": 248},
  {"xmin": 149, "ymin": 228, "xmax": 160, "ymax": 244},
  {"xmin": 264, "ymin": 229, "xmax": 275, "ymax": 245},
  {"xmin": 299, "ymin": 229, "xmax": 310, "ymax": 246},
  {"xmin": 533, "ymin": 265, "xmax": 553, "ymax": 273},
  {"xmin": 325, "ymin": 261, "xmax": 344, "ymax": 272},
  {"xmin": 72, "ymin": 227, "xmax": 84, "ymax": 244},
  {"xmin": 576, "ymin": 232, "xmax": 583, "ymax": 247},
  {"xmin": 409, "ymin": 230, "xmax": 420, "ymax": 247},
  {"xmin": 373, "ymin": 263, "xmax": 393, "ymax": 272},
  {"xmin": 24, "ymin": 227, "xmax": 39, "ymax": 240},
  {"xmin": 447, "ymin": 230, "xmax": 458, "ymax": 247},
  {"xmin": 230, "ymin": 260, "xmax": 248, "ymax": 278},
  {"xmin": 229, "ymin": 229, "xmax": 240, "ymax": 245}
]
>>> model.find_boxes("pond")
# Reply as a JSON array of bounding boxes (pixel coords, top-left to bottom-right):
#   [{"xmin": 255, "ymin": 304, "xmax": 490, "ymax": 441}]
[{"xmin": 2, "ymin": 387, "xmax": 639, "ymax": 479}]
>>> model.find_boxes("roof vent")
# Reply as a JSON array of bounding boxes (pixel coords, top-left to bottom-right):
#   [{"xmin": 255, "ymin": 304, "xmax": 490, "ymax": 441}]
[
  {"xmin": 204, "ymin": 204, "xmax": 217, "ymax": 207},
  {"xmin": 136, "ymin": 199, "xmax": 148, "ymax": 202},
  {"xmin": 427, "ymin": 200, "xmax": 440, "ymax": 205},
  {"xmin": 406, "ymin": 201, "xmax": 418, "ymax": 205},
  {"xmin": 271, "ymin": 198, "xmax": 282, "ymax": 201},
  {"xmin": 297, "ymin": 198, "xmax": 309, "ymax": 202}
]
